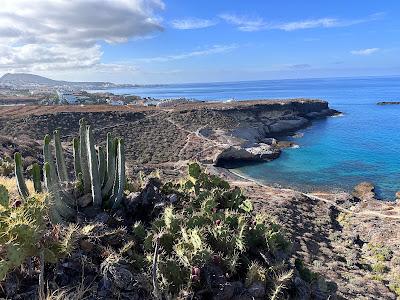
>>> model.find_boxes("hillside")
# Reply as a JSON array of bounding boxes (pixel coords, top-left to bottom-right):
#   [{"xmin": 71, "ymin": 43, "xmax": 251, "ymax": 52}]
[{"xmin": 0, "ymin": 73, "xmax": 136, "ymax": 90}]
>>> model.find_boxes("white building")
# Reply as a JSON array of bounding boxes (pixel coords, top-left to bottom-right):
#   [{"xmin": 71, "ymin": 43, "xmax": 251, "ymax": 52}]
[
  {"xmin": 57, "ymin": 91, "xmax": 78, "ymax": 104},
  {"xmin": 106, "ymin": 98, "xmax": 124, "ymax": 106}
]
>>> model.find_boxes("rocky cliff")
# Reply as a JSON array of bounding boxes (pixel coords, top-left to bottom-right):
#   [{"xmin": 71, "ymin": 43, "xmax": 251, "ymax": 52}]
[{"xmin": 0, "ymin": 99, "xmax": 338, "ymax": 171}]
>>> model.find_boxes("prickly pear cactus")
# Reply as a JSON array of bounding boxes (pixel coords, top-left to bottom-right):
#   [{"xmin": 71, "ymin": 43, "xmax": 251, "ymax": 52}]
[{"xmin": 131, "ymin": 164, "xmax": 292, "ymax": 298}]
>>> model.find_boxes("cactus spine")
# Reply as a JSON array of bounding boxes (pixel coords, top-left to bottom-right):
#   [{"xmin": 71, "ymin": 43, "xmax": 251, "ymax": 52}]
[
  {"xmin": 112, "ymin": 139, "xmax": 125, "ymax": 209},
  {"xmin": 54, "ymin": 129, "xmax": 69, "ymax": 182},
  {"xmin": 86, "ymin": 125, "xmax": 102, "ymax": 208},
  {"xmin": 72, "ymin": 137, "xmax": 81, "ymax": 178},
  {"xmin": 14, "ymin": 152, "xmax": 29, "ymax": 199},
  {"xmin": 32, "ymin": 163, "xmax": 42, "ymax": 193},
  {"xmin": 79, "ymin": 119, "xmax": 91, "ymax": 193}
]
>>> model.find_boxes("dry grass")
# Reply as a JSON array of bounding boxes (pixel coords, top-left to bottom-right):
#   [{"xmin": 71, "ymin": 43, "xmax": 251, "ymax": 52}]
[{"xmin": 0, "ymin": 176, "xmax": 35, "ymax": 201}]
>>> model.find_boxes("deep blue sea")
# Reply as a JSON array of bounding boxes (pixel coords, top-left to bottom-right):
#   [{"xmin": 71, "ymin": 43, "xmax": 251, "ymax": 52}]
[{"xmin": 102, "ymin": 76, "xmax": 400, "ymax": 199}]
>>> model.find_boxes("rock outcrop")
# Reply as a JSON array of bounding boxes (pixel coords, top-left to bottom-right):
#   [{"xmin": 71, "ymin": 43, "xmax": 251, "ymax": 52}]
[
  {"xmin": 352, "ymin": 182, "xmax": 376, "ymax": 201},
  {"xmin": 214, "ymin": 143, "xmax": 280, "ymax": 166}
]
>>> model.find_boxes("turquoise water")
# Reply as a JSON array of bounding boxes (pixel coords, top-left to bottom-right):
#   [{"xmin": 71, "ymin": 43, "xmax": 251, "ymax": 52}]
[{"xmin": 103, "ymin": 76, "xmax": 400, "ymax": 199}]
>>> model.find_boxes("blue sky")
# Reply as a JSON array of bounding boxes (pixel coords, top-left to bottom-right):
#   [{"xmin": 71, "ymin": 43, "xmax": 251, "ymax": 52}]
[{"xmin": 0, "ymin": 0, "xmax": 399, "ymax": 83}]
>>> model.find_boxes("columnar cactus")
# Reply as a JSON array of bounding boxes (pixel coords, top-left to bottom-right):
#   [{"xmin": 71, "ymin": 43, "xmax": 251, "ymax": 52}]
[
  {"xmin": 43, "ymin": 162, "xmax": 75, "ymax": 223},
  {"xmin": 102, "ymin": 134, "xmax": 117, "ymax": 197},
  {"xmin": 0, "ymin": 184, "xmax": 9, "ymax": 207},
  {"xmin": 54, "ymin": 129, "xmax": 69, "ymax": 182},
  {"xmin": 14, "ymin": 118, "xmax": 127, "ymax": 223},
  {"xmin": 32, "ymin": 163, "xmax": 42, "ymax": 193},
  {"xmin": 43, "ymin": 134, "xmax": 58, "ymax": 182},
  {"xmin": 14, "ymin": 152, "xmax": 29, "ymax": 199},
  {"xmin": 79, "ymin": 119, "xmax": 91, "ymax": 194},
  {"xmin": 112, "ymin": 138, "xmax": 125, "ymax": 209},
  {"xmin": 72, "ymin": 137, "xmax": 81, "ymax": 178},
  {"xmin": 98, "ymin": 146, "xmax": 106, "ymax": 187},
  {"xmin": 86, "ymin": 125, "xmax": 102, "ymax": 208}
]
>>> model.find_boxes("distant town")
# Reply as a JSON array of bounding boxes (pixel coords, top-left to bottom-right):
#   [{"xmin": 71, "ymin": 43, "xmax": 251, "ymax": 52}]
[{"xmin": 0, "ymin": 73, "xmax": 199, "ymax": 107}]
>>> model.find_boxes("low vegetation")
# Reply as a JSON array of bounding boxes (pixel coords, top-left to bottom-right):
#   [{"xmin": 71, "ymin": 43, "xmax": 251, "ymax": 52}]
[{"xmin": 0, "ymin": 119, "xmax": 330, "ymax": 299}]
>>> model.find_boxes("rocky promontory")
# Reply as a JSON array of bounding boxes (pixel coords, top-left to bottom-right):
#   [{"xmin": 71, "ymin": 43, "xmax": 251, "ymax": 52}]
[
  {"xmin": 377, "ymin": 101, "xmax": 400, "ymax": 105},
  {"xmin": 0, "ymin": 99, "xmax": 339, "ymax": 170}
]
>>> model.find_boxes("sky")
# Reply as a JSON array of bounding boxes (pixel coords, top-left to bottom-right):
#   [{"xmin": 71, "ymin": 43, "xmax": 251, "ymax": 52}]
[{"xmin": 0, "ymin": 0, "xmax": 399, "ymax": 84}]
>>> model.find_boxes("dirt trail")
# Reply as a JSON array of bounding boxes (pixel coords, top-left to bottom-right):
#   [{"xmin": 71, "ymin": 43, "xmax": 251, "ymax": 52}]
[{"xmin": 304, "ymin": 192, "xmax": 400, "ymax": 219}]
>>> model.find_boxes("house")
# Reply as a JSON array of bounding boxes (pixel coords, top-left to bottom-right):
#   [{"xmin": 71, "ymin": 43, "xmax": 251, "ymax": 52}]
[{"xmin": 57, "ymin": 91, "xmax": 78, "ymax": 104}]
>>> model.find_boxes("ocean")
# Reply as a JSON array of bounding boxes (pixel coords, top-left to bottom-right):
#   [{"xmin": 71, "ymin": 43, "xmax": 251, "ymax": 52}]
[{"xmin": 101, "ymin": 76, "xmax": 400, "ymax": 199}]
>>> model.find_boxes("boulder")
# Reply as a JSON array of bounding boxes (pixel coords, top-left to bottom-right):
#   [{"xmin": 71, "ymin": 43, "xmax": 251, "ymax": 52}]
[
  {"xmin": 214, "ymin": 143, "xmax": 280, "ymax": 166},
  {"xmin": 352, "ymin": 182, "xmax": 376, "ymax": 201},
  {"xmin": 396, "ymin": 191, "xmax": 400, "ymax": 200},
  {"xmin": 259, "ymin": 137, "xmax": 277, "ymax": 145}
]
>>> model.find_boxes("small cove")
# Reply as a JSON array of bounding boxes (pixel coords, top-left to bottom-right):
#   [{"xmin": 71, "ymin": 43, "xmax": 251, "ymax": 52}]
[{"xmin": 101, "ymin": 76, "xmax": 400, "ymax": 199}]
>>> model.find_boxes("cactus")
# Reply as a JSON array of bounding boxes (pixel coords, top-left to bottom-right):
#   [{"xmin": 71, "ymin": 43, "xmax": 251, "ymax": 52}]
[
  {"xmin": 98, "ymin": 146, "xmax": 106, "ymax": 187},
  {"xmin": 14, "ymin": 119, "xmax": 126, "ymax": 222},
  {"xmin": 111, "ymin": 139, "xmax": 125, "ymax": 209},
  {"xmin": 54, "ymin": 129, "xmax": 69, "ymax": 182},
  {"xmin": 86, "ymin": 125, "xmax": 102, "ymax": 208},
  {"xmin": 79, "ymin": 119, "xmax": 91, "ymax": 193},
  {"xmin": 0, "ymin": 184, "xmax": 9, "ymax": 207},
  {"xmin": 43, "ymin": 162, "xmax": 75, "ymax": 223},
  {"xmin": 14, "ymin": 152, "xmax": 29, "ymax": 199},
  {"xmin": 102, "ymin": 135, "xmax": 117, "ymax": 197},
  {"xmin": 43, "ymin": 134, "xmax": 58, "ymax": 182},
  {"xmin": 0, "ymin": 184, "xmax": 79, "ymax": 281},
  {"xmin": 72, "ymin": 137, "xmax": 81, "ymax": 178},
  {"xmin": 32, "ymin": 163, "xmax": 42, "ymax": 193}
]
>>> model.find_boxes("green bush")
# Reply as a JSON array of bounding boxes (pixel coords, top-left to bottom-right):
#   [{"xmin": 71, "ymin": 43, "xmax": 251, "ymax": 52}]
[
  {"xmin": 0, "ymin": 184, "xmax": 78, "ymax": 280},
  {"xmin": 0, "ymin": 157, "xmax": 13, "ymax": 177},
  {"xmin": 127, "ymin": 163, "xmax": 291, "ymax": 297}
]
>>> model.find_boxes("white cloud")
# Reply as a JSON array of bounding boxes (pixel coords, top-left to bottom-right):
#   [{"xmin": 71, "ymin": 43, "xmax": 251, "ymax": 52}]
[
  {"xmin": 0, "ymin": 0, "xmax": 164, "ymax": 73},
  {"xmin": 136, "ymin": 44, "xmax": 238, "ymax": 63},
  {"xmin": 351, "ymin": 48, "xmax": 380, "ymax": 56},
  {"xmin": 171, "ymin": 18, "xmax": 217, "ymax": 30},
  {"xmin": 219, "ymin": 14, "xmax": 267, "ymax": 32},
  {"xmin": 219, "ymin": 12, "xmax": 384, "ymax": 32}
]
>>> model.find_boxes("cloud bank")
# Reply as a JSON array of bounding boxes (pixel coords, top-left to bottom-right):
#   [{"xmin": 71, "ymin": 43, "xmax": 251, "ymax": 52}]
[{"xmin": 0, "ymin": 0, "xmax": 164, "ymax": 72}]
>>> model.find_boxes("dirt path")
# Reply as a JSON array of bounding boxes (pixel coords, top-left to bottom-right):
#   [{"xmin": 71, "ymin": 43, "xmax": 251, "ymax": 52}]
[{"xmin": 304, "ymin": 192, "xmax": 400, "ymax": 219}]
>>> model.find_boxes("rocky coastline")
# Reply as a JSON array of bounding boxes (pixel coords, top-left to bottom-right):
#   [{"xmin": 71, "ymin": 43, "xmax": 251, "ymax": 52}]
[
  {"xmin": 377, "ymin": 101, "xmax": 400, "ymax": 105},
  {"xmin": 209, "ymin": 100, "xmax": 339, "ymax": 167},
  {"xmin": 2, "ymin": 99, "xmax": 400, "ymax": 298}
]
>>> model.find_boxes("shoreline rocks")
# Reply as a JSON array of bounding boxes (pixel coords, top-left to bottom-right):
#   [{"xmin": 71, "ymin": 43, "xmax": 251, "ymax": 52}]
[
  {"xmin": 377, "ymin": 101, "xmax": 400, "ymax": 105},
  {"xmin": 352, "ymin": 182, "xmax": 377, "ymax": 201},
  {"xmin": 212, "ymin": 103, "xmax": 339, "ymax": 167},
  {"xmin": 214, "ymin": 143, "xmax": 281, "ymax": 167}
]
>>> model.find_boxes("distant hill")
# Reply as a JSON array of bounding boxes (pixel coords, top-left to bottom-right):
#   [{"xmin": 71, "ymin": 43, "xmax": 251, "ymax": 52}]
[{"xmin": 0, "ymin": 73, "xmax": 136, "ymax": 90}]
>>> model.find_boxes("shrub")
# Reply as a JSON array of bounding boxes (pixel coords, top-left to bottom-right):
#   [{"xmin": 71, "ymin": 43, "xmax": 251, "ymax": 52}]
[
  {"xmin": 128, "ymin": 163, "xmax": 292, "ymax": 298},
  {"xmin": 0, "ymin": 184, "xmax": 78, "ymax": 280},
  {"xmin": 0, "ymin": 157, "xmax": 13, "ymax": 177}
]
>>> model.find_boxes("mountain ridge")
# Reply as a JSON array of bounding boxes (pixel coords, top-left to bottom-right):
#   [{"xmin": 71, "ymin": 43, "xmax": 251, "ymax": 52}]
[{"xmin": 0, "ymin": 73, "xmax": 136, "ymax": 89}]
